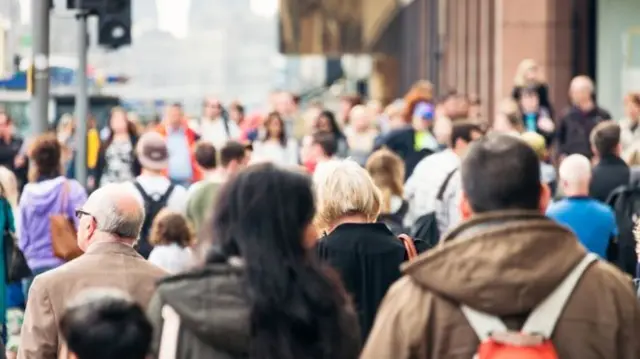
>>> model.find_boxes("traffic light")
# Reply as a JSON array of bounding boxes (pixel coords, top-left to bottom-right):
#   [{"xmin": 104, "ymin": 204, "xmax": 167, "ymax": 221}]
[
  {"xmin": 66, "ymin": 0, "xmax": 131, "ymax": 49},
  {"xmin": 97, "ymin": 0, "xmax": 131, "ymax": 49}
]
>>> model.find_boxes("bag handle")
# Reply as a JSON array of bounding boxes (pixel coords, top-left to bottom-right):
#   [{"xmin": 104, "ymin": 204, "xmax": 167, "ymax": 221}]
[
  {"xmin": 398, "ymin": 234, "xmax": 418, "ymax": 260},
  {"xmin": 59, "ymin": 180, "xmax": 70, "ymax": 215}
]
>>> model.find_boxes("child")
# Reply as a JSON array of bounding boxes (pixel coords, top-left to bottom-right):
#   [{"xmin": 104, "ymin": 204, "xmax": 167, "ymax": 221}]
[{"xmin": 147, "ymin": 210, "xmax": 194, "ymax": 274}]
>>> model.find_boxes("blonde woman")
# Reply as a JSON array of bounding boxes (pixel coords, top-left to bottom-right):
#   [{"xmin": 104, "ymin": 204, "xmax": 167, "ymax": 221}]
[
  {"xmin": 624, "ymin": 142, "xmax": 640, "ymax": 185},
  {"xmin": 492, "ymin": 98, "xmax": 524, "ymax": 135},
  {"xmin": 366, "ymin": 149, "xmax": 408, "ymax": 234},
  {"xmin": 314, "ymin": 159, "xmax": 408, "ymax": 340},
  {"xmin": 511, "ymin": 59, "xmax": 553, "ymax": 116}
]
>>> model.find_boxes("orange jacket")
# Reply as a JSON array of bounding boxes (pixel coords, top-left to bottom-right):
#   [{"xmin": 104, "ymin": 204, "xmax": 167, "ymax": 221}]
[{"xmin": 156, "ymin": 123, "xmax": 202, "ymax": 182}]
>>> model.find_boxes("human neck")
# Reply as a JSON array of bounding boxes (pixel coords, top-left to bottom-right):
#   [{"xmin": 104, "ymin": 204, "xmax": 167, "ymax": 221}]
[
  {"xmin": 112, "ymin": 131, "xmax": 130, "ymax": 140},
  {"xmin": 87, "ymin": 234, "xmax": 134, "ymax": 249},
  {"xmin": 563, "ymin": 186, "xmax": 589, "ymax": 198},
  {"xmin": 141, "ymin": 169, "xmax": 164, "ymax": 176},
  {"xmin": 576, "ymin": 100, "xmax": 595, "ymax": 112},
  {"xmin": 326, "ymin": 214, "xmax": 369, "ymax": 234}
]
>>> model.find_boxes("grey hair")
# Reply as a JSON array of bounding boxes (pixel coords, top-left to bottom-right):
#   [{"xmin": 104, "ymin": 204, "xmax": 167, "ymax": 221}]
[
  {"xmin": 67, "ymin": 288, "xmax": 134, "ymax": 310},
  {"xmin": 91, "ymin": 191, "xmax": 145, "ymax": 239}
]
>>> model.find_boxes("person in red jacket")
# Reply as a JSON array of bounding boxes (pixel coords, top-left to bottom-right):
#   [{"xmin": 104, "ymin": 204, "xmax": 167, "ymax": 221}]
[{"xmin": 156, "ymin": 103, "xmax": 201, "ymax": 185}]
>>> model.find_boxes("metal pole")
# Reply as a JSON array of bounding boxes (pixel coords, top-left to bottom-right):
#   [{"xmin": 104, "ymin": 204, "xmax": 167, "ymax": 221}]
[
  {"xmin": 74, "ymin": 12, "xmax": 88, "ymax": 187},
  {"xmin": 31, "ymin": 0, "xmax": 50, "ymax": 135}
]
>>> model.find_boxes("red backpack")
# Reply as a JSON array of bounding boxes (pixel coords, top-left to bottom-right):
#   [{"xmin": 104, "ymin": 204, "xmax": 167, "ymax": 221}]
[{"xmin": 461, "ymin": 254, "xmax": 597, "ymax": 359}]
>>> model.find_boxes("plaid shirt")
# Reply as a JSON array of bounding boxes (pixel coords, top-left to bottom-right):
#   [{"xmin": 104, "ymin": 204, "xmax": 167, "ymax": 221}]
[{"xmin": 404, "ymin": 149, "xmax": 460, "ymax": 227}]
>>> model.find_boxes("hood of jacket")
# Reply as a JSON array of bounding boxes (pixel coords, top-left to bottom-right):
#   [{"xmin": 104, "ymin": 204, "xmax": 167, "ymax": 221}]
[
  {"xmin": 22, "ymin": 176, "xmax": 71, "ymax": 215},
  {"xmin": 155, "ymin": 261, "xmax": 250, "ymax": 356},
  {"xmin": 402, "ymin": 211, "xmax": 587, "ymax": 316}
]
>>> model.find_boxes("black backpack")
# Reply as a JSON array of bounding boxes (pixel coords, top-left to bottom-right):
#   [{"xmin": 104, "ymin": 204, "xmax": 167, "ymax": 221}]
[
  {"xmin": 409, "ymin": 168, "xmax": 458, "ymax": 250},
  {"xmin": 133, "ymin": 182, "xmax": 176, "ymax": 259},
  {"xmin": 606, "ymin": 184, "xmax": 640, "ymax": 277}
]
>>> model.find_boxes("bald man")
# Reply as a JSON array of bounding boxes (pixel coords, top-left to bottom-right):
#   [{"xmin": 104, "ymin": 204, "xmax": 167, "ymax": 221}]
[
  {"xmin": 557, "ymin": 75, "xmax": 612, "ymax": 159},
  {"xmin": 19, "ymin": 184, "xmax": 168, "ymax": 359},
  {"xmin": 546, "ymin": 154, "xmax": 618, "ymax": 261}
]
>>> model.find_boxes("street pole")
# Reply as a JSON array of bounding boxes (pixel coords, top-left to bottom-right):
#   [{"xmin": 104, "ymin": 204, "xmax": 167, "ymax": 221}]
[
  {"xmin": 31, "ymin": 0, "xmax": 50, "ymax": 135},
  {"xmin": 74, "ymin": 11, "xmax": 88, "ymax": 187}
]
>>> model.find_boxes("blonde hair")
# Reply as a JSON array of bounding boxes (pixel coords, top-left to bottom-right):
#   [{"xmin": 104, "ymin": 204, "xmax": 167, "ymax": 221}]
[
  {"xmin": 514, "ymin": 59, "xmax": 539, "ymax": 87},
  {"xmin": 313, "ymin": 159, "xmax": 381, "ymax": 232},
  {"xmin": 365, "ymin": 149, "xmax": 405, "ymax": 213},
  {"xmin": 0, "ymin": 166, "xmax": 18, "ymax": 208}
]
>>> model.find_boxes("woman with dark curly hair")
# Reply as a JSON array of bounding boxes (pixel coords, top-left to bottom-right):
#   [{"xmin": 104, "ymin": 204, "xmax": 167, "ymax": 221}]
[
  {"xmin": 147, "ymin": 163, "xmax": 360, "ymax": 359},
  {"xmin": 19, "ymin": 133, "xmax": 87, "ymax": 299}
]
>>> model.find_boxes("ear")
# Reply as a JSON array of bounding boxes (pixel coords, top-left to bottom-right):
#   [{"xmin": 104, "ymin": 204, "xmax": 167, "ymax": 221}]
[
  {"xmin": 459, "ymin": 191, "xmax": 473, "ymax": 220},
  {"xmin": 539, "ymin": 182, "xmax": 552, "ymax": 213}
]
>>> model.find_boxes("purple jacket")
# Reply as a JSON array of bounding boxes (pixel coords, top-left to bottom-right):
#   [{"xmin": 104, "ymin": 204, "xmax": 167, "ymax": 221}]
[{"xmin": 18, "ymin": 176, "xmax": 87, "ymax": 269}]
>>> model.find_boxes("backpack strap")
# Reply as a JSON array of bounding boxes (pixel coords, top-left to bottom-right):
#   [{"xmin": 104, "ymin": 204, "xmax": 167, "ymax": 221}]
[
  {"xmin": 436, "ymin": 168, "xmax": 459, "ymax": 201},
  {"xmin": 521, "ymin": 253, "xmax": 597, "ymax": 337},
  {"xmin": 158, "ymin": 184, "xmax": 176, "ymax": 205},
  {"xmin": 461, "ymin": 253, "xmax": 597, "ymax": 341},
  {"xmin": 133, "ymin": 181, "xmax": 153, "ymax": 204}
]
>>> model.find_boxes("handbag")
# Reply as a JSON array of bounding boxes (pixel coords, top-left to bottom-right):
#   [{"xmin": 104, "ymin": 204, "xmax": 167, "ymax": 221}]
[
  {"xmin": 398, "ymin": 233, "xmax": 418, "ymax": 260},
  {"xmin": 1, "ymin": 193, "xmax": 31, "ymax": 283},
  {"xmin": 50, "ymin": 181, "xmax": 83, "ymax": 261}
]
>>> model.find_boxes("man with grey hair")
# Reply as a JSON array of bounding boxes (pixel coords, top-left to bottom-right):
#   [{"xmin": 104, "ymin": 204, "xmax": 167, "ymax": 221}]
[
  {"xmin": 557, "ymin": 75, "xmax": 612, "ymax": 159},
  {"xmin": 18, "ymin": 184, "xmax": 167, "ymax": 359},
  {"xmin": 546, "ymin": 154, "xmax": 618, "ymax": 261}
]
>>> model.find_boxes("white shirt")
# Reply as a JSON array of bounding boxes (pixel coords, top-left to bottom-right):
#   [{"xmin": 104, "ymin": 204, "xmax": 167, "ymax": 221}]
[
  {"xmin": 148, "ymin": 243, "xmax": 193, "ymax": 274},
  {"xmin": 404, "ymin": 149, "xmax": 460, "ymax": 226},
  {"xmin": 252, "ymin": 138, "xmax": 299, "ymax": 166},
  {"xmin": 198, "ymin": 117, "xmax": 241, "ymax": 149},
  {"xmin": 125, "ymin": 174, "xmax": 188, "ymax": 214}
]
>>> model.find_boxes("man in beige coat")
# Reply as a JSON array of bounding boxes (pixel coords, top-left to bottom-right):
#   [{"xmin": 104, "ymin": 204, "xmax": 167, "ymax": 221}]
[
  {"xmin": 18, "ymin": 184, "xmax": 167, "ymax": 359},
  {"xmin": 362, "ymin": 134, "xmax": 640, "ymax": 359}
]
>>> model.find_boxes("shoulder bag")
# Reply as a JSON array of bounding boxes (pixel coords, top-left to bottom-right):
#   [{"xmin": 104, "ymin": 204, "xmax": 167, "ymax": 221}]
[
  {"xmin": 1, "ymin": 187, "xmax": 31, "ymax": 283},
  {"xmin": 50, "ymin": 180, "xmax": 83, "ymax": 261}
]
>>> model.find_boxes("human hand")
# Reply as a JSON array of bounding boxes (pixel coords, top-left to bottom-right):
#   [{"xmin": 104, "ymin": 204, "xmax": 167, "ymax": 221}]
[{"xmin": 538, "ymin": 117, "xmax": 555, "ymax": 132}]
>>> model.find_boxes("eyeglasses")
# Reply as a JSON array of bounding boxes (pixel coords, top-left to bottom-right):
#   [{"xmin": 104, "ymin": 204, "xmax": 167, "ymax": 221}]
[{"xmin": 75, "ymin": 209, "xmax": 92, "ymax": 220}]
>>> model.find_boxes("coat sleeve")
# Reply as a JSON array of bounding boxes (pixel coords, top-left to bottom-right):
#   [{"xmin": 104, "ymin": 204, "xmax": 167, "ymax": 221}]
[
  {"xmin": 18, "ymin": 277, "xmax": 58, "ymax": 359},
  {"xmin": 360, "ymin": 277, "xmax": 433, "ymax": 359}
]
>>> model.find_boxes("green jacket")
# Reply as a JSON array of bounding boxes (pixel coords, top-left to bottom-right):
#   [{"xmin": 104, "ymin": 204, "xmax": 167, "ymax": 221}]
[{"xmin": 186, "ymin": 181, "xmax": 222, "ymax": 233}]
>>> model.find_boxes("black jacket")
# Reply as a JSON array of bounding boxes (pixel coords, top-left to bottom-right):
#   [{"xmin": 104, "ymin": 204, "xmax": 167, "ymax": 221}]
[
  {"xmin": 374, "ymin": 127, "xmax": 434, "ymax": 180},
  {"xmin": 590, "ymin": 155, "xmax": 630, "ymax": 203},
  {"xmin": 316, "ymin": 223, "xmax": 407, "ymax": 340},
  {"xmin": 557, "ymin": 105, "xmax": 612, "ymax": 158}
]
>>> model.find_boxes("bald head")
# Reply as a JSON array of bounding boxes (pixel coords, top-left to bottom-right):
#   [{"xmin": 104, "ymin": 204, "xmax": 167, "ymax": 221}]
[
  {"xmin": 84, "ymin": 184, "xmax": 145, "ymax": 239},
  {"xmin": 559, "ymin": 154, "xmax": 592, "ymax": 195}
]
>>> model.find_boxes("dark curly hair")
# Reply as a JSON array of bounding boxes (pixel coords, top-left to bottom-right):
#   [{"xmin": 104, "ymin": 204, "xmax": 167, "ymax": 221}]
[
  {"xmin": 28, "ymin": 133, "xmax": 63, "ymax": 182},
  {"xmin": 149, "ymin": 210, "xmax": 193, "ymax": 247}
]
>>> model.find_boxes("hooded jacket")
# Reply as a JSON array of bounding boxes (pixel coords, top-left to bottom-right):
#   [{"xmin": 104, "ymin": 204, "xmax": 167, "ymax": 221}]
[
  {"xmin": 361, "ymin": 211, "xmax": 640, "ymax": 359},
  {"xmin": 147, "ymin": 261, "xmax": 361, "ymax": 359},
  {"xmin": 18, "ymin": 176, "xmax": 87, "ymax": 270}
]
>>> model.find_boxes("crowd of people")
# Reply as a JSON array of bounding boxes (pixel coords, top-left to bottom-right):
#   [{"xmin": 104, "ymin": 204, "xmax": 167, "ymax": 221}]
[{"xmin": 0, "ymin": 57, "xmax": 636, "ymax": 358}]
